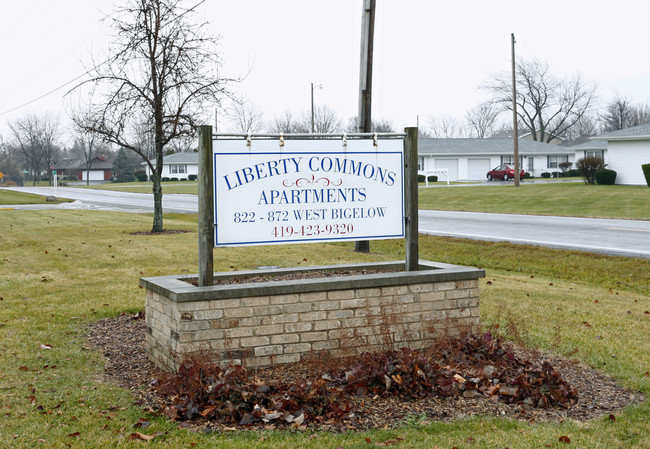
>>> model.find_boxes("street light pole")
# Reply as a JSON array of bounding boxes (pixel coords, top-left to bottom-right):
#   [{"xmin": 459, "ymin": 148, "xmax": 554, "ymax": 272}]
[
  {"xmin": 311, "ymin": 82, "xmax": 315, "ymax": 133},
  {"xmin": 310, "ymin": 82, "xmax": 322, "ymax": 133}
]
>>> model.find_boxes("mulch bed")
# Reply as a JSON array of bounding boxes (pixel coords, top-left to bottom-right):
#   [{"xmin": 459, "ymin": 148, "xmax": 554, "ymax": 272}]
[{"xmin": 86, "ymin": 313, "xmax": 643, "ymax": 432}]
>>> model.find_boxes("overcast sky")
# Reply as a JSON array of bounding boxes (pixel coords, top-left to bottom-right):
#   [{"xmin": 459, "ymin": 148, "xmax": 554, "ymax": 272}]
[{"xmin": 1, "ymin": 0, "xmax": 649, "ymax": 142}]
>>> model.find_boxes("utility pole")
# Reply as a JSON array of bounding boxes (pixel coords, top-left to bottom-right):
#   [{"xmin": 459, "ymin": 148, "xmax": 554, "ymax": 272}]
[
  {"xmin": 511, "ymin": 33, "xmax": 520, "ymax": 187},
  {"xmin": 355, "ymin": 0, "xmax": 376, "ymax": 253}
]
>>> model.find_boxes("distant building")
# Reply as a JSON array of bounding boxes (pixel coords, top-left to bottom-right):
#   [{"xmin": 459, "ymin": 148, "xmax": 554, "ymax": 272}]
[
  {"xmin": 55, "ymin": 156, "xmax": 112, "ymax": 182},
  {"xmin": 568, "ymin": 139, "xmax": 608, "ymax": 165},
  {"xmin": 592, "ymin": 122, "xmax": 650, "ymax": 185},
  {"xmin": 418, "ymin": 138, "xmax": 573, "ymax": 181},
  {"xmin": 142, "ymin": 152, "xmax": 198, "ymax": 180}
]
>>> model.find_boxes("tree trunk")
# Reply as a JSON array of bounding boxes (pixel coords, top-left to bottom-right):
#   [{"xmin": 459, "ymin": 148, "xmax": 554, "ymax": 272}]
[{"xmin": 151, "ymin": 172, "xmax": 163, "ymax": 232}]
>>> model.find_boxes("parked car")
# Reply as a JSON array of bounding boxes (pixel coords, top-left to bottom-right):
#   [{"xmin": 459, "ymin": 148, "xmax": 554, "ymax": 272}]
[{"xmin": 487, "ymin": 164, "xmax": 525, "ymax": 181}]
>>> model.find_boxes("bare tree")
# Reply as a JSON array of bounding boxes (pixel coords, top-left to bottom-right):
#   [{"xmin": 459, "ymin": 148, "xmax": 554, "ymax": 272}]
[
  {"xmin": 72, "ymin": 126, "xmax": 107, "ymax": 186},
  {"xmin": 485, "ymin": 59, "xmax": 596, "ymax": 143},
  {"xmin": 306, "ymin": 105, "xmax": 343, "ymax": 133},
  {"xmin": 425, "ymin": 115, "xmax": 467, "ymax": 138},
  {"xmin": 564, "ymin": 113, "xmax": 600, "ymax": 140},
  {"xmin": 267, "ymin": 110, "xmax": 308, "ymax": 133},
  {"xmin": 601, "ymin": 95, "xmax": 650, "ymax": 131},
  {"xmin": 346, "ymin": 117, "xmax": 395, "ymax": 133},
  {"xmin": 465, "ymin": 103, "xmax": 500, "ymax": 138},
  {"xmin": 69, "ymin": 0, "xmax": 231, "ymax": 232},
  {"xmin": 225, "ymin": 96, "xmax": 264, "ymax": 134},
  {"xmin": 8, "ymin": 113, "xmax": 61, "ymax": 185}
]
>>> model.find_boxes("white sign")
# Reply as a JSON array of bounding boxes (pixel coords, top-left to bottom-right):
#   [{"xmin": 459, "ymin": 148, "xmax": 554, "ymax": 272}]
[{"xmin": 213, "ymin": 138, "xmax": 404, "ymax": 246}]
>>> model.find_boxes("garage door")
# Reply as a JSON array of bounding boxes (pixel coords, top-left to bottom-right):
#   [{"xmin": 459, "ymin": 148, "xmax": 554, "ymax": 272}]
[
  {"xmin": 467, "ymin": 158, "xmax": 491, "ymax": 180},
  {"xmin": 434, "ymin": 159, "xmax": 458, "ymax": 181}
]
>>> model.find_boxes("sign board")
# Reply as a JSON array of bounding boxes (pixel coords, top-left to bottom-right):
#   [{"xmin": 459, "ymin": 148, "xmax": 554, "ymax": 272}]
[{"xmin": 213, "ymin": 138, "xmax": 404, "ymax": 246}]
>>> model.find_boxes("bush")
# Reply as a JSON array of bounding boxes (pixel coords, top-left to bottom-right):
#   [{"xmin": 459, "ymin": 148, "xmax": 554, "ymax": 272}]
[
  {"xmin": 576, "ymin": 157, "xmax": 605, "ymax": 184},
  {"xmin": 179, "ymin": 178, "xmax": 187, "ymax": 181},
  {"xmin": 541, "ymin": 172, "xmax": 551, "ymax": 178},
  {"xmin": 427, "ymin": 175, "xmax": 438, "ymax": 182},
  {"xmin": 188, "ymin": 174, "xmax": 197, "ymax": 181},
  {"xmin": 524, "ymin": 172, "xmax": 531, "ymax": 179},
  {"xmin": 595, "ymin": 169, "xmax": 617, "ymax": 185},
  {"xmin": 135, "ymin": 172, "xmax": 148, "ymax": 182},
  {"xmin": 642, "ymin": 164, "xmax": 650, "ymax": 187},
  {"xmin": 565, "ymin": 169, "xmax": 581, "ymax": 177},
  {"xmin": 552, "ymin": 171, "xmax": 560, "ymax": 178},
  {"xmin": 417, "ymin": 174, "xmax": 425, "ymax": 182},
  {"xmin": 161, "ymin": 177, "xmax": 170, "ymax": 182},
  {"xmin": 170, "ymin": 177, "xmax": 179, "ymax": 182}
]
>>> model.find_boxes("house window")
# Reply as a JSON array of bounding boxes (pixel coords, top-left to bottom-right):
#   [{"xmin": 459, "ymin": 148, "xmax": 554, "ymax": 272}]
[
  {"xmin": 547, "ymin": 155, "xmax": 568, "ymax": 169},
  {"xmin": 585, "ymin": 150, "xmax": 604, "ymax": 159},
  {"xmin": 170, "ymin": 165, "xmax": 187, "ymax": 174},
  {"xmin": 500, "ymin": 155, "xmax": 523, "ymax": 166},
  {"xmin": 418, "ymin": 157, "xmax": 424, "ymax": 171}
]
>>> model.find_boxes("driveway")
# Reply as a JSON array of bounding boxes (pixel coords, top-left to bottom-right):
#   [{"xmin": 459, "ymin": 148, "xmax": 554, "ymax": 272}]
[{"xmin": 4, "ymin": 186, "xmax": 650, "ymax": 259}]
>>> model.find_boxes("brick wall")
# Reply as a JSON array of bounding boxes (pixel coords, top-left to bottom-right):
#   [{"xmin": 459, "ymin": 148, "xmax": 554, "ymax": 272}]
[{"xmin": 142, "ymin": 261, "xmax": 484, "ymax": 372}]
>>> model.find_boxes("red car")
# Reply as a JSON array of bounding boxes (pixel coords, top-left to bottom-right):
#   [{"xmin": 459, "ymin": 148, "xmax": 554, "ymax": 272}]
[{"xmin": 487, "ymin": 164, "xmax": 525, "ymax": 181}]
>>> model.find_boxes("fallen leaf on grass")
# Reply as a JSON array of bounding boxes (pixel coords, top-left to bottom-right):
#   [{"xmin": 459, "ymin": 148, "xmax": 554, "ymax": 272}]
[
  {"xmin": 559, "ymin": 435, "xmax": 571, "ymax": 443},
  {"xmin": 608, "ymin": 414, "xmax": 616, "ymax": 422},
  {"xmin": 134, "ymin": 417, "xmax": 151, "ymax": 428},
  {"xmin": 128, "ymin": 432, "xmax": 155, "ymax": 441}
]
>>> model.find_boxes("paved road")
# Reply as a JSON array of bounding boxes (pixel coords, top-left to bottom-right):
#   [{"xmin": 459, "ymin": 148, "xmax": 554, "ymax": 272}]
[
  {"xmin": 4, "ymin": 186, "xmax": 650, "ymax": 259},
  {"xmin": 418, "ymin": 210, "xmax": 650, "ymax": 259},
  {"xmin": 4, "ymin": 186, "xmax": 197, "ymax": 214}
]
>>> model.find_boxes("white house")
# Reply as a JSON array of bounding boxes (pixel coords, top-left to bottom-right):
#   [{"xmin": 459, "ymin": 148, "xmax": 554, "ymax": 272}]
[
  {"xmin": 418, "ymin": 138, "xmax": 574, "ymax": 181},
  {"xmin": 143, "ymin": 152, "xmax": 199, "ymax": 180},
  {"xmin": 592, "ymin": 123, "xmax": 650, "ymax": 185},
  {"xmin": 569, "ymin": 139, "xmax": 608, "ymax": 164}
]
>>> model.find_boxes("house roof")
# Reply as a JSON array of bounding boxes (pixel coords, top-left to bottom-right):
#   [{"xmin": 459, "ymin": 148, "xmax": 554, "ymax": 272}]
[
  {"xmin": 159, "ymin": 152, "xmax": 199, "ymax": 164},
  {"xmin": 565, "ymin": 139, "xmax": 607, "ymax": 151},
  {"xmin": 55, "ymin": 157, "xmax": 113, "ymax": 170},
  {"xmin": 489, "ymin": 129, "xmax": 565, "ymax": 142},
  {"xmin": 593, "ymin": 122, "xmax": 650, "ymax": 141},
  {"xmin": 418, "ymin": 138, "xmax": 572, "ymax": 156}
]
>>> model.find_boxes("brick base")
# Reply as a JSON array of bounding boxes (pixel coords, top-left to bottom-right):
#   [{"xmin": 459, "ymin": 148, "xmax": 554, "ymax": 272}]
[{"xmin": 141, "ymin": 261, "xmax": 485, "ymax": 372}]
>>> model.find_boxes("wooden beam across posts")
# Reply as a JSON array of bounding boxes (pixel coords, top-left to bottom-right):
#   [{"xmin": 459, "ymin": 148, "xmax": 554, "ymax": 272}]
[
  {"xmin": 404, "ymin": 127, "xmax": 419, "ymax": 271},
  {"xmin": 198, "ymin": 125, "xmax": 214, "ymax": 286}
]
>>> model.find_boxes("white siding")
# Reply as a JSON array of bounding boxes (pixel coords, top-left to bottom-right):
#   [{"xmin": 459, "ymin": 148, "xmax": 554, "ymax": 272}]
[
  {"xmin": 434, "ymin": 159, "xmax": 459, "ymax": 181},
  {"xmin": 467, "ymin": 158, "xmax": 491, "ymax": 180},
  {"xmin": 607, "ymin": 140, "xmax": 650, "ymax": 185}
]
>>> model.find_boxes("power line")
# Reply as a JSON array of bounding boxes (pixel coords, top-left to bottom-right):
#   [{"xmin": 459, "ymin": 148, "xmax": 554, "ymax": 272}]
[{"xmin": 0, "ymin": 0, "xmax": 208, "ymax": 118}]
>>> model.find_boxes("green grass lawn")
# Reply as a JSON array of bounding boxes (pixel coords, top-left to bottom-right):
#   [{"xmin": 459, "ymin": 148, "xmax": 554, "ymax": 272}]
[
  {"xmin": 0, "ymin": 189, "xmax": 71, "ymax": 205},
  {"xmin": 0, "ymin": 210, "xmax": 648, "ymax": 448},
  {"xmin": 419, "ymin": 182, "xmax": 650, "ymax": 220}
]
